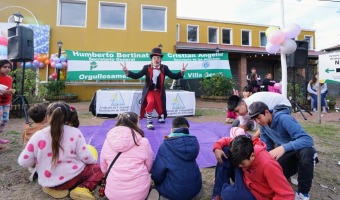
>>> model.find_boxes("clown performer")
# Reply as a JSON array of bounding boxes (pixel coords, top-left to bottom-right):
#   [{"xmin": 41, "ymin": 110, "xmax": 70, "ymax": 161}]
[{"xmin": 120, "ymin": 47, "xmax": 187, "ymax": 130}]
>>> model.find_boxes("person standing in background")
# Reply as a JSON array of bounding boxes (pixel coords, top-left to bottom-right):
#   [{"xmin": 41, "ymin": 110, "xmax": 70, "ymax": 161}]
[{"xmin": 0, "ymin": 59, "xmax": 15, "ymax": 149}]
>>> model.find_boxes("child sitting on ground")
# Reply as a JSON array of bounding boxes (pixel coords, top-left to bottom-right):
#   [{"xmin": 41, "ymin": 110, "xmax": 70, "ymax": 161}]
[
  {"xmin": 21, "ymin": 103, "xmax": 48, "ymax": 182},
  {"xmin": 18, "ymin": 102, "xmax": 102, "ymax": 199},
  {"xmin": 150, "ymin": 116, "xmax": 202, "ymax": 200},
  {"xmin": 212, "ymin": 135, "xmax": 294, "ymax": 200},
  {"xmin": 22, "ymin": 103, "xmax": 48, "ymax": 146}
]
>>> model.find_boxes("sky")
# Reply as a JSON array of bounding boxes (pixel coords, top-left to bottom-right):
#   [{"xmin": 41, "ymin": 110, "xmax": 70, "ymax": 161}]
[{"xmin": 177, "ymin": 0, "xmax": 340, "ymax": 50}]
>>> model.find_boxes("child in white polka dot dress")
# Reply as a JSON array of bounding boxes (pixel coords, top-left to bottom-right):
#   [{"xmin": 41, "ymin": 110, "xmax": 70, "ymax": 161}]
[{"xmin": 18, "ymin": 102, "xmax": 103, "ymax": 200}]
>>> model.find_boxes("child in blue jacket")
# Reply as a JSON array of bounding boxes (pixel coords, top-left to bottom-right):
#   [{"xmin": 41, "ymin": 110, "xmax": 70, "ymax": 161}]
[{"xmin": 151, "ymin": 116, "xmax": 202, "ymax": 200}]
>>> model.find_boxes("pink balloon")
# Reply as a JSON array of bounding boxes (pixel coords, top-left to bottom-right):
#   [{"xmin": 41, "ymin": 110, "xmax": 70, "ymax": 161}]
[
  {"xmin": 0, "ymin": 37, "xmax": 8, "ymax": 46},
  {"xmin": 267, "ymin": 30, "xmax": 285, "ymax": 45},
  {"xmin": 284, "ymin": 24, "xmax": 301, "ymax": 39},
  {"xmin": 274, "ymin": 83, "xmax": 282, "ymax": 90},
  {"xmin": 61, "ymin": 61, "xmax": 68, "ymax": 67},
  {"xmin": 50, "ymin": 62, "xmax": 56, "ymax": 68},
  {"xmin": 266, "ymin": 42, "xmax": 280, "ymax": 54}
]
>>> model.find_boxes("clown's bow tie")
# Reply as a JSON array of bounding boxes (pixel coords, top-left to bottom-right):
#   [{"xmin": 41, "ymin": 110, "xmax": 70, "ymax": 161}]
[{"xmin": 153, "ymin": 67, "xmax": 160, "ymax": 70}]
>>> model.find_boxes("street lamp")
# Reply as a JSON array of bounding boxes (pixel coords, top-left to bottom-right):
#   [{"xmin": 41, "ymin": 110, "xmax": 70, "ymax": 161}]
[
  {"xmin": 13, "ymin": 12, "xmax": 24, "ymax": 26},
  {"xmin": 57, "ymin": 40, "xmax": 63, "ymax": 81},
  {"xmin": 215, "ymin": 46, "xmax": 220, "ymax": 53}
]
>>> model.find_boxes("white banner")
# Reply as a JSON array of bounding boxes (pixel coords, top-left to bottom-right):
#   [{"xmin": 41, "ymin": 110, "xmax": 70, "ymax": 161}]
[{"xmin": 95, "ymin": 89, "xmax": 195, "ymax": 116}]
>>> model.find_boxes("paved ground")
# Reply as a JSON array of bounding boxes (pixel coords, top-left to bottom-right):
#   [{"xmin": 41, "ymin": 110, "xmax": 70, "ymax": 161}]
[{"xmin": 5, "ymin": 97, "xmax": 340, "ymax": 133}]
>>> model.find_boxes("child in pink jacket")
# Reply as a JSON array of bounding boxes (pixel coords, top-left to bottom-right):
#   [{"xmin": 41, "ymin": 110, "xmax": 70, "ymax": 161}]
[{"xmin": 100, "ymin": 112, "xmax": 154, "ymax": 200}]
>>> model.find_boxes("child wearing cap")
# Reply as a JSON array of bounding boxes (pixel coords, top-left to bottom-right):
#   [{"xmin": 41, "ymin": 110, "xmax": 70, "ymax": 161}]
[
  {"xmin": 228, "ymin": 91, "xmax": 291, "ymax": 138},
  {"xmin": 212, "ymin": 134, "xmax": 294, "ymax": 200},
  {"xmin": 248, "ymin": 101, "xmax": 318, "ymax": 200},
  {"xmin": 121, "ymin": 48, "xmax": 187, "ymax": 130},
  {"xmin": 150, "ymin": 116, "xmax": 202, "ymax": 200}
]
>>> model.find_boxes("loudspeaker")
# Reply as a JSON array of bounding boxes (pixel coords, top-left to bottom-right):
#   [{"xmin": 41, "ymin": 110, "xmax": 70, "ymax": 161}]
[
  {"xmin": 286, "ymin": 40, "xmax": 308, "ymax": 68},
  {"xmin": 7, "ymin": 26, "xmax": 34, "ymax": 61}
]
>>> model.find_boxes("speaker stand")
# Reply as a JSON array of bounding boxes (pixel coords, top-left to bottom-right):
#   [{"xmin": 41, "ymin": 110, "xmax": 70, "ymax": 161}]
[
  {"xmin": 290, "ymin": 67, "xmax": 312, "ymax": 120},
  {"xmin": 11, "ymin": 61, "xmax": 29, "ymax": 123}
]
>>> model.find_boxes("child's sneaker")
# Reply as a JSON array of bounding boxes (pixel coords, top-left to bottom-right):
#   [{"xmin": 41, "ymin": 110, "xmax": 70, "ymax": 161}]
[
  {"xmin": 295, "ymin": 192, "xmax": 310, "ymax": 200},
  {"xmin": 43, "ymin": 187, "xmax": 69, "ymax": 199},
  {"xmin": 70, "ymin": 187, "xmax": 95, "ymax": 200},
  {"xmin": 290, "ymin": 173, "xmax": 298, "ymax": 186},
  {"xmin": 147, "ymin": 188, "xmax": 159, "ymax": 200}
]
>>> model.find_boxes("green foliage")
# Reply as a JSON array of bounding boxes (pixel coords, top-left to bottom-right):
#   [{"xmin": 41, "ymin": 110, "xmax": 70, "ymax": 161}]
[
  {"xmin": 288, "ymin": 83, "xmax": 304, "ymax": 103},
  {"xmin": 9, "ymin": 68, "xmax": 42, "ymax": 104},
  {"xmin": 200, "ymin": 73, "xmax": 234, "ymax": 97},
  {"xmin": 41, "ymin": 80, "xmax": 66, "ymax": 97}
]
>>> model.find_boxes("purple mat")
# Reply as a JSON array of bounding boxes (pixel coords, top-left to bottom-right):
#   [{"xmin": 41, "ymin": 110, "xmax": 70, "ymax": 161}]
[{"xmin": 79, "ymin": 119, "xmax": 232, "ymax": 168}]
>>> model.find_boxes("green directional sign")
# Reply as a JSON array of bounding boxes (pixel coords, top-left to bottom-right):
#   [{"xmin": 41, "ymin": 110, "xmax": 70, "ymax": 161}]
[
  {"xmin": 325, "ymin": 68, "xmax": 335, "ymax": 73},
  {"xmin": 319, "ymin": 52, "xmax": 340, "ymax": 83}
]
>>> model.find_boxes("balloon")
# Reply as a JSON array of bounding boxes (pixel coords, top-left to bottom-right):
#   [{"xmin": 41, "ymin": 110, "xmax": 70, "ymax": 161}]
[
  {"xmin": 25, "ymin": 62, "xmax": 32, "ymax": 68},
  {"xmin": 60, "ymin": 55, "xmax": 67, "ymax": 62},
  {"xmin": 50, "ymin": 62, "xmax": 56, "ymax": 68},
  {"xmin": 0, "ymin": 29, "xmax": 8, "ymax": 37},
  {"xmin": 0, "ymin": 37, "xmax": 8, "ymax": 46},
  {"xmin": 42, "ymin": 55, "xmax": 48, "ymax": 61},
  {"xmin": 265, "ymin": 27, "xmax": 279, "ymax": 37},
  {"xmin": 54, "ymin": 57, "xmax": 60, "ymax": 63},
  {"xmin": 56, "ymin": 63, "xmax": 62, "ymax": 69},
  {"xmin": 48, "ymin": 75, "xmax": 54, "ymax": 81},
  {"xmin": 267, "ymin": 30, "xmax": 285, "ymax": 45},
  {"xmin": 34, "ymin": 54, "xmax": 39, "ymax": 60},
  {"xmin": 51, "ymin": 73, "xmax": 57, "ymax": 79},
  {"xmin": 38, "ymin": 56, "xmax": 43, "ymax": 62},
  {"xmin": 38, "ymin": 62, "xmax": 44, "ymax": 68},
  {"xmin": 60, "ymin": 75, "xmax": 65, "ymax": 80},
  {"xmin": 33, "ymin": 60, "xmax": 39, "ymax": 66},
  {"xmin": 265, "ymin": 42, "xmax": 280, "ymax": 54},
  {"xmin": 283, "ymin": 23, "xmax": 301, "ymax": 39},
  {"xmin": 45, "ymin": 60, "xmax": 50, "ymax": 65},
  {"xmin": 280, "ymin": 39, "xmax": 297, "ymax": 54},
  {"xmin": 87, "ymin": 144, "xmax": 98, "ymax": 160},
  {"xmin": 0, "ymin": 45, "xmax": 7, "ymax": 55},
  {"xmin": 61, "ymin": 62, "xmax": 68, "ymax": 68},
  {"xmin": 274, "ymin": 83, "xmax": 282, "ymax": 90}
]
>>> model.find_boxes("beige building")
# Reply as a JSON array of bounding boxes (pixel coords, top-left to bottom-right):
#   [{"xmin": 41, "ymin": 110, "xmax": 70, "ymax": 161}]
[{"xmin": 0, "ymin": 0, "xmax": 319, "ymax": 100}]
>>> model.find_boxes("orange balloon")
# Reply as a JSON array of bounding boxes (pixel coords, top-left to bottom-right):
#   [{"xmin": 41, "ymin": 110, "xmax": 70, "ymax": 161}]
[
  {"xmin": 45, "ymin": 60, "xmax": 50, "ymax": 65},
  {"xmin": 42, "ymin": 55, "xmax": 48, "ymax": 61},
  {"xmin": 38, "ymin": 56, "xmax": 43, "ymax": 62}
]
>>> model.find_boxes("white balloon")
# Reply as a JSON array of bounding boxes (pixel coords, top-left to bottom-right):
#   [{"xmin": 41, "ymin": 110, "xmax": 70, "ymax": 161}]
[
  {"xmin": 280, "ymin": 39, "xmax": 297, "ymax": 54},
  {"xmin": 283, "ymin": 24, "xmax": 301, "ymax": 39},
  {"xmin": 0, "ymin": 29, "xmax": 8, "ymax": 37}
]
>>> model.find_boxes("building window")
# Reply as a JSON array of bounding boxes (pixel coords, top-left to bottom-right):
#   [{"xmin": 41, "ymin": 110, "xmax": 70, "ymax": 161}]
[
  {"xmin": 304, "ymin": 35, "xmax": 313, "ymax": 50},
  {"xmin": 176, "ymin": 24, "xmax": 180, "ymax": 42},
  {"xmin": 187, "ymin": 25, "xmax": 198, "ymax": 42},
  {"xmin": 142, "ymin": 5, "xmax": 166, "ymax": 32},
  {"xmin": 99, "ymin": 2, "xmax": 126, "ymax": 29},
  {"xmin": 241, "ymin": 30, "xmax": 251, "ymax": 46},
  {"xmin": 58, "ymin": 0, "xmax": 87, "ymax": 27},
  {"xmin": 260, "ymin": 32, "xmax": 267, "ymax": 47},
  {"xmin": 208, "ymin": 27, "xmax": 218, "ymax": 44},
  {"xmin": 222, "ymin": 28, "xmax": 232, "ymax": 45}
]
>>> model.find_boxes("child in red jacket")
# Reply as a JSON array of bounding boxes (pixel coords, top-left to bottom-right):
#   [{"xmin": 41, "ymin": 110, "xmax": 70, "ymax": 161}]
[{"xmin": 212, "ymin": 135, "xmax": 294, "ymax": 200}]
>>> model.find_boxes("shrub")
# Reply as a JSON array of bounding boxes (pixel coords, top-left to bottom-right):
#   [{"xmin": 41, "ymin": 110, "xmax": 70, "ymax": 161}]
[{"xmin": 200, "ymin": 73, "xmax": 234, "ymax": 97}]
